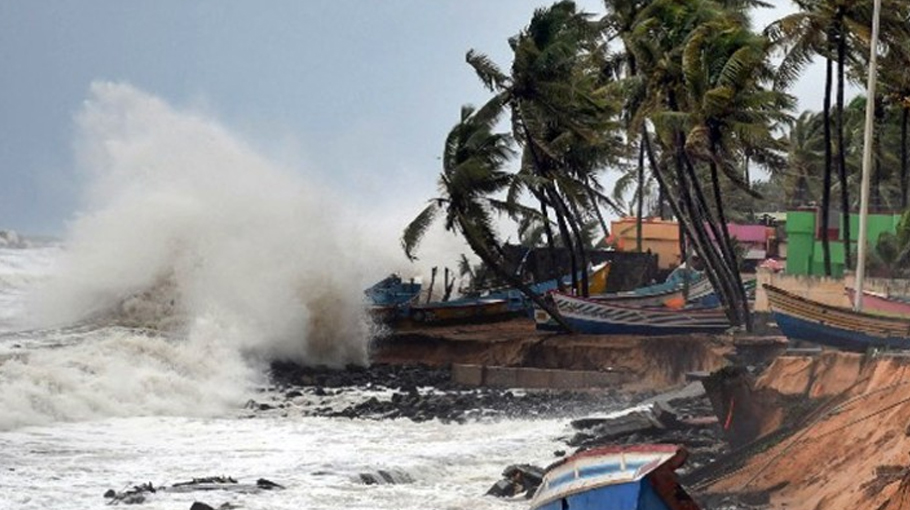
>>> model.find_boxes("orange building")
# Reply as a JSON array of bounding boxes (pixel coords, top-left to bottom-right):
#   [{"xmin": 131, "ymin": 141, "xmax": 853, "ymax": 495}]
[{"xmin": 609, "ymin": 217, "xmax": 681, "ymax": 269}]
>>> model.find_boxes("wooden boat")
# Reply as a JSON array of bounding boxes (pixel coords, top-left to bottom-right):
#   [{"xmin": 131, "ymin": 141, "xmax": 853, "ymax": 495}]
[
  {"xmin": 845, "ymin": 288, "xmax": 910, "ymax": 317},
  {"xmin": 364, "ymin": 274, "xmax": 421, "ymax": 307},
  {"xmin": 764, "ymin": 284, "xmax": 910, "ymax": 351},
  {"xmin": 529, "ymin": 444, "xmax": 699, "ymax": 510},
  {"xmin": 483, "ymin": 262, "xmax": 611, "ymax": 313},
  {"xmin": 407, "ymin": 297, "xmax": 512, "ymax": 324},
  {"xmin": 536, "ymin": 292, "xmax": 730, "ymax": 335}
]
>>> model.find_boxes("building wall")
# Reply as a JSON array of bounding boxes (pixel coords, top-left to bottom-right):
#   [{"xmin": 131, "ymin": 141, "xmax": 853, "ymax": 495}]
[
  {"xmin": 611, "ymin": 218, "xmax": 680, "ymax": 270},
  {"xmin": 754, "ymin": 269, "xmax": 910, "ymax": 312},
  {"xmin": 784, "ymin": 210, "xmax": 901, "ymax": 277}
]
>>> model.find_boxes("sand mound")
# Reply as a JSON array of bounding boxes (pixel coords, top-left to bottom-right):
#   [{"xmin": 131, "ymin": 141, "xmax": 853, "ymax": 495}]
[{"xmin": 707, "ymin": 353, "xmax": 910, "ymax": 510}]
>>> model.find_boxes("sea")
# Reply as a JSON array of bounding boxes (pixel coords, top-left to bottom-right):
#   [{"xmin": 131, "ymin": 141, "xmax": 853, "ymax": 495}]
[{"xmin": 0, "ymin": 83, "xmax": 612, "ymax": 510}]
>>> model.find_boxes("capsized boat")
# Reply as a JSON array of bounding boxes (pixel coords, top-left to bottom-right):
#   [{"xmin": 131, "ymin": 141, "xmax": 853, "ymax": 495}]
[
  {"xmin": 536, "ymin": 292, "xmax": 730, "ymax": 335},
  {"xmin": 529, "ymin": 444, "xmax": 700, "ymax": 510},
  {"xmin": 765, "ymin": 284, "xmax": 910, "ymax": 351}
]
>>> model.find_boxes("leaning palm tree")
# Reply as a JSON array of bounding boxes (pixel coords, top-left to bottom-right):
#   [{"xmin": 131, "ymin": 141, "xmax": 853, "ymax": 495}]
[
  {"xmin": 680, "ymin": 17, "xmax": 794, "ymax": 327},
  {"xmin": 467, "ymin": 0, "xmax": 623, "ymax": 297},
  {"xmin": 401, "ymin": 104, "xmax": 572, "ymax": 330}
]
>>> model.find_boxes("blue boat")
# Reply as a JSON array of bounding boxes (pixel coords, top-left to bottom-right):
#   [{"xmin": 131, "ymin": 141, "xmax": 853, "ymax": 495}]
[
  {"xmin": 529, "ymin": 444, "xmax": 699, "ymax": 510},
  {"xmin": 764, "ymin": 284, "xmax": 910, "ymax": 352},
  {"xmin": 536, "ymin": 292, "xmax": 730, "ymax": 335},
  {"xmin": 364, "ymin": 274, "xmax": 421, "ymax": 307}
]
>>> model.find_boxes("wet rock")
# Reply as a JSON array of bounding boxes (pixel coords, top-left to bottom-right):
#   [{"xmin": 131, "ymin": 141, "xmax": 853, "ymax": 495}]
[
  {"xmin": 486, "ymin": 478, "xmax": 521, "ymax": 498},
  {"xmin": 190, "ymin": 503, "xmax": 215, "ymax": 510},
  {"xmin": 357, "ymin": 469, "xmax": 414, "ymax": 485},
  {"xmin": 104, "ymin": 482, "xmax": 156, "ymax": 505},
  {"xmin": 487, "ymin": 464, "xmax": 544, "ymax": 499},
  {"xmin": 256, "ymin": 478, "xmax": 284, "ymax": 490}
]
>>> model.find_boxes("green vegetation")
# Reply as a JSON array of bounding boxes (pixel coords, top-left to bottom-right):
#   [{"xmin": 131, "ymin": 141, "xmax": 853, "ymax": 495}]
[{"xmin": 402, "ymin": 0, "xmax": 910, "ymax": 331}]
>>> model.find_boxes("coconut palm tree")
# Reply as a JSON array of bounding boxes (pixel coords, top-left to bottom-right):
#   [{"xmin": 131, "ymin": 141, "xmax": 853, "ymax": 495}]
[
  {"xmin": 401, "ymin": 104, "xmax": 572, "ymax": 330},
  {"xmin": 679, "ymin": 16, "xmax": 795, "ymax": 325},
  {"xmin": 780, "ymin": 111, "xmax": 826, "ymax": 206},
  {"xmin": 467, "ymin": 1, "xmax": 623, "ymax": 297},
  {"xmin": 766, "ymin": 0, "xmax": 910, "ymax": 273}
]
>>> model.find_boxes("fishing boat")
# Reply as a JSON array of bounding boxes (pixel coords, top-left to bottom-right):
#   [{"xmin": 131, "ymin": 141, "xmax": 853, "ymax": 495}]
[
  {"xmin": 767, "ymin": 0, "xmax": 895, "ymax": 352},
  {"xmin": 764, "ymin": 284, "xmax": 910, "ymax": 351},
  {"xmin": 483, "ymin": 262, "xmax": 612, "ymax": 313},
  {"xmin": 364, "ymin": 274, "xmax": 421, "ymax": 307},
  {"xmin": 407, "ymin": 297, "xmax": 512, "ymax": 324},
  {"xmin": 529, "ymin": 444, "xmax": 700, "ymax": 510},
  {"xmin": 845, "ymin": 288, "xmax": 910, "ymax": 317},
  {"xmin": 535, "ymin": 291, "xmax": 730, "ymax": 335}
]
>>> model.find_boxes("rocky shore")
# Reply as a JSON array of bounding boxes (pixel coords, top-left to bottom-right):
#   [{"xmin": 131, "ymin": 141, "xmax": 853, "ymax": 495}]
[{"xmin": 242, "ymin": 318, "xmax": 910, "ymax": 510}]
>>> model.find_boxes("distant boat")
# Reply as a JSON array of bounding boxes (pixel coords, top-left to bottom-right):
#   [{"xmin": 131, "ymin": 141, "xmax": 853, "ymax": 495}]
[
  {"xmin": 483, "ymin": 262, "xmax": 612, "ymax": 313},
  {"xmin": 765, "ymin": 284, "xmax": 910, "ymax": 351},
  {"xmin": 364, "ymin": 274, "xmax": 421, "ymax": 307},
  {"xmin": 407, "ymin": 297, "xmax": 512, "ymax": 324},
  {"xmin": 536, "ymin": 292, "xmax": 730, "ymax": 335},
  {"xmin": 529, "ymin": 444, "xmax": 700, "ymax": 510},
  {"xmin": 845, "ymin": 288, "xmax": 910, "ymax": 317}
]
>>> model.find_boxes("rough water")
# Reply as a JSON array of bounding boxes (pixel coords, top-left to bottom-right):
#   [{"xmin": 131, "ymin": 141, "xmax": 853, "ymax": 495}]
[{"xmin": 0, "ymin": 84, "xmax": 588, "ymax": 509}]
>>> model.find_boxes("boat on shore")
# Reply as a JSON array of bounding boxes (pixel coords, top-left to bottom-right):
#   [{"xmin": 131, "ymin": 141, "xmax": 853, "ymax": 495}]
[
  {"xmin": 406, "ymin": 297, "xmax": 512, "ymax": 324},
  {"xmin": 765, "ymin": 284, "xmax": 910, "ymax": 351},
  {"xmin": 536, "ymin": 291, "xmax": 730, "ymax": 335},
  {"xmin": 529, "ymin": 444, "xmax": 700, "ymax": 510},
  {"xmin": 845, "ymin": 288, "xmax": 910, "ymax": 317},
  {"xmin": 365, "ymin": 274, "xmax": 421, "ymax": 307}
]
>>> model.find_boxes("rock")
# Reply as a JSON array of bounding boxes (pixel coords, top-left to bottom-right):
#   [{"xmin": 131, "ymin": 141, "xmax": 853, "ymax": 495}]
[
  {"xmin": 502, "ymin": 464, "xmax": 544, "ymax": 495},
  {"xmin": 486, "ymin": 478, "xmax": 521, "ymax": 498},
  {"xmin": 190, "ymin": 503, "xmax": 215, "ymax": 510},
  {"xmin": 357, "ymin": 469, "xmax": 414, "ymax": 485},
  {"xmin": 256, "ymin": 478, "xmax": 285, "ymax": 490}
]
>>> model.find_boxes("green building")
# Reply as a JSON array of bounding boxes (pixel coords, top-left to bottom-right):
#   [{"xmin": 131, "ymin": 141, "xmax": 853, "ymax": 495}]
[{"xmin": 785, "ymin": 209, "xmax": 902, "ymax": 277}]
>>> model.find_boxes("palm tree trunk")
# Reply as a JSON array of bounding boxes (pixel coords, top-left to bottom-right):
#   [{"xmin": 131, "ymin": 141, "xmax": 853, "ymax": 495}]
[
  {"xmin": 902, "ymin": 107, "xmax": 908, "ymax": 210},
  {"xmin": 873, "ymin": 97, "xmax": 883, "ymax": 211},
  {"xmin": 709, "ymin": 153, "xmax": 752, "ymax": 330},
  {"xmin": 836, "ymin": 32, "xmax": 851, "ymax": 270},
  {"xmin": 822, "ymin": 54, "xmax": 834, "ymax": 276},
  {"xmin": 583, "ymin": 176, "xmax": 611, "ymax": 243},
  {"xmin": 637, "ymin": 138, "xmax": 645, "ymax": 251},
  {"xmin": 545, "ymin": 184, "xmax": 582, "ymax": 295},
  {"xmin": 649, "ymin": 141, "xmax": 741, "ymax": 327}
]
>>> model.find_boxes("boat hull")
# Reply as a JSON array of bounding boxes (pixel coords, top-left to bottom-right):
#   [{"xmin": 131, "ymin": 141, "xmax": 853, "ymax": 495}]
[
  {"xmin": 846, "ymin": 288, "xmax": 910, "ymax": 317},
  {"xmin": 530, "ymin": 444, "xmax": 698, "ymax": 510},
  {"xmin": 408, "ymin": 298, "xmax": 512, "ymax": 324},
  {"xmin": 765, "ymin": 284, "xmax": 910, "ymax": 351},
  {"xmin": 537, "ymin": 292, "xmax": 730, "ymax": 335}
]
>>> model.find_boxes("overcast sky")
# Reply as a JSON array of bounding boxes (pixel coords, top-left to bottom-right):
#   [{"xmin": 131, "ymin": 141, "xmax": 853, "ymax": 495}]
[{"xmin": 0, "ymin": 0, "xmax": 843, "ymax": 236}]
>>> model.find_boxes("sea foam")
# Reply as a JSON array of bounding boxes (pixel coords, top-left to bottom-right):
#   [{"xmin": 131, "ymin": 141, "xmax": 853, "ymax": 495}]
[{"xmin": 0, "ymin": 82, "xmax": 407, "ymax": 429}]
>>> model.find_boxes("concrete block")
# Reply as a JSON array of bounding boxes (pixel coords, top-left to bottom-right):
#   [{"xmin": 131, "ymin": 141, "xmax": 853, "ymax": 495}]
[
  {"xmin": 451, "ymin": 364, "xmax": 484, "ymax": 386},
  {"xmin": 484, "ymin": 367, "xmax": 519, "ymax": 388}
]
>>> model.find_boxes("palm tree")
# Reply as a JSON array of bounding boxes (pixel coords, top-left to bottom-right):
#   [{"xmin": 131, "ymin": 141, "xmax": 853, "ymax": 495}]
[
  {"xmin": 879, "ymin": 46, "xmax": 910, "ymax": 208},
  {"xmin": 680, "ymin": 16, "xmax": 794, "ymax": 325},
  {"xmin": 767, "ymin": 0, "xmax": 909, "ymax": 273},
  {"xmin": 780, "ymin": 111, "xmax": 826, "ymax": 206},
  {"xmin": 621, "ymin": 0, "xmax": 768, "ymax": 328},
  {"xmin": 401, "ymin": 104, "xmax": 572, "ymax": 330},
  {"xmin": 467, "ymin": 1, "xmax": 623, "ymax": 297}
]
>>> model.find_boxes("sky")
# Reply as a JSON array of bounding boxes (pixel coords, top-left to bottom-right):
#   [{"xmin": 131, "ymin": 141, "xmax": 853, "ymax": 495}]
[{"xmin": 0, "ymin": 0, "xmax": 847, "ymax": 236}]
